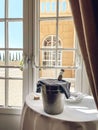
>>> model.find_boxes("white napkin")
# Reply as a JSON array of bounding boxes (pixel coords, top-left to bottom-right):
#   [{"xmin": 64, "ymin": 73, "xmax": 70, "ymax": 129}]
[{"xmin": 65, "ymin": 92, "xmax": 86, "ymax": 103}]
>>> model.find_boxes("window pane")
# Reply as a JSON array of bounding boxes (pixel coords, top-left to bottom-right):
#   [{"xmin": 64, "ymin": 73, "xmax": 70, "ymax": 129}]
[
  {"xmin": 39, "ymin": 68, "xmax": 75, "ymax": 90},
  {"xmin": 39, "ymin": 68, "xmax": 75, "ymax": 84},
  {"xmin": 8, "ymin": 22, "xmax": 23, "ymax": 48},
  {"xmin": 40, "ymin": 21, "xmax": 56, "ymax": 48},
  {"xmin": 40, "ymin": 68, "xmax": 56, "ymax": 78},
  {"xmin": 40, "ymin": 0, "xmax": 56, "ymax": 17},
  {"xmin": 0, "ymin": 22, "xmax": 5, "ymax": 48},
  {"xmin": 8, "ymin": 68, "xmax": 23, "ymax": 78},
  {"xmin": 8, "ymin": 0, "xmax": 23, "ymax": 18},
  {"xmin": 57, "ymin": 69, "xmax": 75, "ymax": 78},
  {"xmin": 0, "ymin": 0, "xmax": 5, "ymax": 18},
  {"xmin": 8, "ymin": 51, "xmax": 23, "ymax": 66},
  {"xmin": 40, "ymin": 50, "xmax": 75, "ymax": 67},
  {"xmin": 0, "ymin": 68, "xmax": 5, "ymax": 77},
  {"xmin": 0, "ymin": 51, "xmax": 5, "ymax": 66},
  {"xmin": 59, "ymin": 0, "xmax": 72, "ymax": 17},
  {"xmin": 61, "ymin": 50, "xmax": 75, "ymax": 66},
  {"xmin": 8, "ymin": 80, "xmax": 23, "ymax": 107},
  {"xmin": 40, "ymin": 50, "xmax": 56, "ymax": 67},
  {"xmin": 58, "ymin": 20, "xmax": 75, "ymax": 48},
  {"xmin": 0, "ymin": 79, "xmax": 5, "ymax": 106}
]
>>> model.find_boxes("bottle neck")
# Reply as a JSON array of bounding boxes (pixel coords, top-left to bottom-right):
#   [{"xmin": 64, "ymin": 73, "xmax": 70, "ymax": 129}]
[
  {"xmin": 58, "ymin": 70, "xmax": 64, "ymax": 80},
  {"xmin": 59, "ymin": 71, "xmax": 64, "ymax": 76}
]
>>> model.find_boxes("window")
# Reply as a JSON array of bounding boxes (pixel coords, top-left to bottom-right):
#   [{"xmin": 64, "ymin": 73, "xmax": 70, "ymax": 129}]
[
  {"xmin": 0, "ymin": 0, "xmax": 23, "ymax": 107},
  {"xmin": 33, "ymin": 0, "xmax": 81, "ymax": 91},
  {"xmin": 42, "ymin": 35, "xmax": 62, "ymax": 67},
  {"xmin": 0, "ymin": 0, "xmax": 23, "ymax": 108},
  {"xmin": 0, "ymin": 0, "xmax": 32, "ymax": 113}
]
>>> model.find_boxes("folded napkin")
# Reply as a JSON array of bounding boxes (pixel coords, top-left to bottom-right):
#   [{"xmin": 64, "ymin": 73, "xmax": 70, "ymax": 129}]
[{"xmin": 37, "ymin": 79, "xmax": 71, "ymax": 99}]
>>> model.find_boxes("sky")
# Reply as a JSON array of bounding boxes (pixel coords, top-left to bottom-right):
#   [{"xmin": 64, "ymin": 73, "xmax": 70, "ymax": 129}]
[{"xmin": 41, "ymin": 1, "xmax": 67, "ymax": 13}]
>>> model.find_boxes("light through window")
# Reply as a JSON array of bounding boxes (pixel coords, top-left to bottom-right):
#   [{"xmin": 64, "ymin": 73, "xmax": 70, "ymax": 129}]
[{"xmin": 34, "ymin": 0, "xmax": 79, "ymax": 90}]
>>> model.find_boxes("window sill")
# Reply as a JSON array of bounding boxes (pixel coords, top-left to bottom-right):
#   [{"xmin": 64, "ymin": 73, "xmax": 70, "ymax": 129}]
[{"xmin": 0, "ymin": 107, "xmax": 22, "ymax": 115}]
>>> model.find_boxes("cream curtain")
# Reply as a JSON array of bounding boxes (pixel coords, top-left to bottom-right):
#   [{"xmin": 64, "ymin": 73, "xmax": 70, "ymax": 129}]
[{"xmin": 69, "ymin": 0, "xmax": 98, "ymax": 109}]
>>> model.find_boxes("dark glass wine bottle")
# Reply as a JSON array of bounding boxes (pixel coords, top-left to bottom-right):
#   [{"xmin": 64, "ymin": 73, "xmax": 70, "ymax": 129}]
[{"xmin": 58, "ymin": 69, "xmax": 64, "ymax": 81}]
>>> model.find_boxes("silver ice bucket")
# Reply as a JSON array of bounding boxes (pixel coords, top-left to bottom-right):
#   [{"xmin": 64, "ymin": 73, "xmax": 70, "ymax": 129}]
[{"xmin": 37, "ymin": 79, "xmax": 70, "ymax": 115}]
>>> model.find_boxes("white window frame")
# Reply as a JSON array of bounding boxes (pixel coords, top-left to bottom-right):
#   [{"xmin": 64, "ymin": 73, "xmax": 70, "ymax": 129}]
[
  {"xmin": 35, "ymin": 0, "xmax": 90, "ymax": 94},
  {"xmin": 28, "ymin": 0, "xmax": 90, "ymax": 97},
  {"xmin": 30, "ymin": 0, "xmax": 90, "ymax": 112},
  {"xmin": 0, "ymin": 0, "xmax": 33, "ymax": 115},
  {"xmin": 0, "ymin": 0, "xmax": 23, "ymax": 113},
  {"xmin": 32, "ymin": 0, "xmax": 90, "ymax": 93}
]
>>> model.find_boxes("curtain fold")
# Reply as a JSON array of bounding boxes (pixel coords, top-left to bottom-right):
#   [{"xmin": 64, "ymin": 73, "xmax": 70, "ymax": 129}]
[{"xmin": 69, "ymin": 0, "xmax": 98, "ymax": 109}]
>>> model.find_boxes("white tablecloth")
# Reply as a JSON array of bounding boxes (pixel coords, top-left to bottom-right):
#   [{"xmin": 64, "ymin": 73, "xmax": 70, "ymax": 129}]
[{"xmin": 20, "ymin": 93, "xmax": 98, "ymax": 130}]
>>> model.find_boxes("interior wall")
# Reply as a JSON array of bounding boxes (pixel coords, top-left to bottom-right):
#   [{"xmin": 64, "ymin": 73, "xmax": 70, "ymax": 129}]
[{"xmin": 0, "ymin": 114, "xmax": 21, "ymax": 130}]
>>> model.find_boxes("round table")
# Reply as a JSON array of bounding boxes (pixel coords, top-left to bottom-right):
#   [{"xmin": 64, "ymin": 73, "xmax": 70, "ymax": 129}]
[{"xmin": 20, "ymin": 93, "xmax": 98, "ymax": 130}]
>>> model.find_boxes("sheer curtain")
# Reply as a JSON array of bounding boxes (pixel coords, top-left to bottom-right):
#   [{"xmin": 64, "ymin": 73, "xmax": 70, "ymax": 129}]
[{"xmin": 69, "ymin": 0, "xmax": 98, "ymax": 109}]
